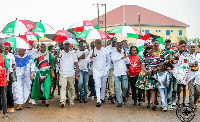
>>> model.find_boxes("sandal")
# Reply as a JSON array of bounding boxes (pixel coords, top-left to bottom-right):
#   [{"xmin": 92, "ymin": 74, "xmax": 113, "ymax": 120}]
[
  {"xmin": 26, "ymin": 105, "xmax": 31, "ymax": 108},
  {"xmin": 16, "ymin": 106, "xmax": 22, "ymax": 110}
]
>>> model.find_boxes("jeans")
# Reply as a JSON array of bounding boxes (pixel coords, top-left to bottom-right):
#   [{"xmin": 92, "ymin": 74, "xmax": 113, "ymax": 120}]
[
  {"xmin": 159, "ymin": 88, "xmax": 167, "ymax": 108},
  {"xmin": 0, "ymin": 86, "xmax": 7, "ymax": 114},
  {"xmin": 89, "ymin": 75, "xmax": 96, "ymax": 96},
  {"xmin": 7, "ymin": 73, "xmax": 14, "ymax": 108},
  {"xmin": 114, "ymin": 75, "xmax": 128, "ymax": 103},
  {"xmin": 78, "ymin": 70, "xmax": 90, "ymax": 100},
  {"xmin": 167, "ymin": 72, "xmax": 178, "ymax": 105}
]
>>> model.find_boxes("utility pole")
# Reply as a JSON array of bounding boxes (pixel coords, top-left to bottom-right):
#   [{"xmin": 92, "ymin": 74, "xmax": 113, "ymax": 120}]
[{"xmin": 137, "ymin": 13, "xmax": 141, "ymax": 33}]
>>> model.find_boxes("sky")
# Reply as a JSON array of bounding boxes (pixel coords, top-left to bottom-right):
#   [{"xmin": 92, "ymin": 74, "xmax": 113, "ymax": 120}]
[{"xmin": 0, "ymin": 0, "xmax": 199, "ymax": 39}]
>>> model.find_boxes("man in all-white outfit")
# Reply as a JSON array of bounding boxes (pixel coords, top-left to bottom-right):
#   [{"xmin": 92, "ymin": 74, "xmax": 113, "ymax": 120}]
[{"xmin": 87, "ymin": 39, "xmax": 110, "ymax": 107}]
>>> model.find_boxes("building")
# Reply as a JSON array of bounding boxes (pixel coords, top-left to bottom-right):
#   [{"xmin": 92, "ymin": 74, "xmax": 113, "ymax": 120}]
[{"xmin": 91, "ymin": 5, "xmax": 189, "ymax": 45}]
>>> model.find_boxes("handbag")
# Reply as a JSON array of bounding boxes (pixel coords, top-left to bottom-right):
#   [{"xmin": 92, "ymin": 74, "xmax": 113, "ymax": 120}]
[{"xmin": 51, "ymin": 68, "xmax": 55, "ymax": 78}]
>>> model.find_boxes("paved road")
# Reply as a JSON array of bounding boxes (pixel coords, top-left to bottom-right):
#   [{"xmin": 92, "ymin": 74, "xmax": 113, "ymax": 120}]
[{"xmin": 0, "ymin": 92, "xmax": 200, "ymax": 122}]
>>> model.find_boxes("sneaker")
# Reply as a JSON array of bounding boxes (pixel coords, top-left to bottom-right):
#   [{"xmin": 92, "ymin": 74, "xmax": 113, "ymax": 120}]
[
  {"xmin": 96, "ymin": 102, "xmax": 101, "ymax": 107},
  {"xmin": 117, "ymin": 103, "xmax": 122, "ymax": 107},
  {"xmin": 70, "ymin": 101, "xmax": 74, "ymax": 105},
  {"xmin": 8, "ymin": 108, "xmax": 14, "ymax": 113},
  {"xmin": 60, "ymin": 102, "xmax": 65, "ymax": 107},
  {"xmin": 108, "ymin": 96, "xmax": 112, "ymax": 100},
  {"xmin": 29, "ymin": 99, "xmax": 32, "ymax": 104},
  {"xmin": 83, "ymin": 99, "xmax": 88, "ymax": 103},
  {"xmin": 91, "ymin": 96, "xmax": 95, "ymax": 100},
  {"xmin": 152, "ymin": 106, "xmax": 157, "ymax": 110},
  {"xmin": 172, "ymin": 101, "xmax": 176, "ymax": 107},
  {"xmin": 80, "ymin": 96, "xmax": 83, "ymax": 103},
  {"xmin": 31, "ymin": 99, "xmax": 36, "ymax": 105},
  {"xmin": 160, "ymin": 105, "xmax": 164, "ymax": 109},
  {"xmin": 163, "ymin": 108, "xmax": 167, "ymax": 112},
  {"xmin": 168, "ymin": 105, "xmax": 173, "ymax": 110},
  {"xmin": 110, "ymin": 97, "xmax": 115, "ymax": 104},
  {"xmin": 138, "ymin": 102, "xmax": 142, "ymax": 106},
  {"xmin": 101, "ymin": 99, "xmax": 106, "ymax": 104}
]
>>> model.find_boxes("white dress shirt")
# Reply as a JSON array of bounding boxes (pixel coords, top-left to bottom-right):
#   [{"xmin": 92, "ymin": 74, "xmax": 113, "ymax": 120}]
[
  {"xmin": 75, "ymin": 49, "xmax": 89, "ymax": 71},
  {"xmin": 87, "ymin": 48, "xmax": 110, "ymax": 79},
  {"xmin": 58, "ymin": 50, "xmax": 78, "ymax": 77},
  {"xmin": 5, "ymin": 53, "xmax": 15, "ymax": 73},
  {"xmin": 111, "ymin": 50, "xmax": 129, "ymax": 76},
  {"xmin": 106, "ymin": 45, "xmax": 116, "ymax": 69}
]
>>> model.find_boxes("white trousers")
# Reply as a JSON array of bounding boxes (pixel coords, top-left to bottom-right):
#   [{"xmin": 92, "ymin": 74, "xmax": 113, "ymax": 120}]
[{"xmin": 94, "ymin": 75, "xmax": 108, "ymax": 103}]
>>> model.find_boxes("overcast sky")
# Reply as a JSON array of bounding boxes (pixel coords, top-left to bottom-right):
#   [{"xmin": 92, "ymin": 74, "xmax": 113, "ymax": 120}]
[{"xmin": 0, "ymin": 0, "xmax": 199, "ymax": 39}]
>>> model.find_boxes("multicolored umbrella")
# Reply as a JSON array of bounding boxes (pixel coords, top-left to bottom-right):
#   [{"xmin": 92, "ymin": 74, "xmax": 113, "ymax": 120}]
[
  {"xmin": 76, "ymin": 29, "xmax": 111, "ymax": 40},
  {"xmin": 31, "ymin": 21, "xmax": 54, "ymax": 37},
  {"xmin": 45, "ymin": 30, "xmax": 76, "ymax": 43},
  {"xmin": 135, "ymin": 33, "xmax": 164, "ymax": 53},
  {"xmin": 108, "ymin": 26, "xmax": 142, "ymax": 38},
  {"xmin": 18, "ymin": 32, "xmax": 41, "ymax": 41},
  {"xmin": 2, "ymin": 36, "xmax": 32, "ymax": 50},
  {"xmin": 67, "ymin": 20, "xmax": 101, "ymax": 32},
  {"xmin": 1, "ymin": 20, "xmax": 36, "ymax": 35}
]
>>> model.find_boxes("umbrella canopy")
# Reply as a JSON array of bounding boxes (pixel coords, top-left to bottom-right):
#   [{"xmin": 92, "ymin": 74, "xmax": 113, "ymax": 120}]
[
  {"xmin": 108, "ymin": 26, "xmax": 142, "ymax": 38},
  {"xmin": 67, "ymin": 20, "xmax": 101, "ymax": 32},
  {"xmin": 135, "ymin": 33, "xmax": 164, "ymax": 53},
  {"xmin": 31, "ymin": 21, "xmax": 54, "ymax": 37},
  {"xmin": 45, "ymin": 30, "xmax": 77, "ymax": 43},
  {"xmin": 18, "ymin": 32, "xmax": 41, "ymax": 41},
  {"xmin": 1, "ymin": 20, "xmax": 36, "ymax": 35},
  {"xmin": 2, "ymin": 36, "xmax": 32, "ymax": 50},
  {"xmin": 76, "ymin": 29, "xmax": 111, "ymax": 40}
]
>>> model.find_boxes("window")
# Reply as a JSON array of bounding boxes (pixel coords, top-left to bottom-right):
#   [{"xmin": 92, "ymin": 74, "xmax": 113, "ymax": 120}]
[
  {"xmin": 159, "ymin": 30, "xmax": 161, "ymax": 32},
  {"xmin": 166, "ymin": 30, "xmax": 170, "ymax": 36},
  {"xmin": 142, "ymin": 30, "xmax": 144, "ymax": 32},
  {"xmin": 145, "ymin": 30, "xmax": 149, "ymax": 35},
  {"xmin": 171, "ymin": 30, "xmax": 173, "ymax": 32},
  {"xmin": 179, "ymin": 30, "xmax": 182, "ymax": 36},
  {"xmin": 156, "ymin": 30, "xmax": 158, "ymax": 32}
]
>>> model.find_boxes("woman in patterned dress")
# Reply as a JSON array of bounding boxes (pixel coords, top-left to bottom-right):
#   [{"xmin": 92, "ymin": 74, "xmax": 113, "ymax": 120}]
[{"xmin": 141, "ymin": 45, "xmax": 160, "ymax": 110}]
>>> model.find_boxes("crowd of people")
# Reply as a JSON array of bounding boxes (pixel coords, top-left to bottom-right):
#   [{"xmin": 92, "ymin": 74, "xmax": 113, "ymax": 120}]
[{"xmin": 0, "ymin": 37, "xmax": 200, "ymax": 118}]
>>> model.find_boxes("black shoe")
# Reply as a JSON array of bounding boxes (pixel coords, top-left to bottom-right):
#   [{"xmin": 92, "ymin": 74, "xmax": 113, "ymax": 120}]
[
  {"xmin": 152, "ymin": 106, "xmax": 157, "ymax": 110},
  {"xmin": 83, "ymin": 99, "xmax": 88, "ymax": 103},
  {"xmin": 96, "ymin": 102, "xmax": 101, "ymax": 107},
  {"xmin": 58, "ymin": 92, "xmax": 60, "ymax": 95},
  {"xmin": 155, "ymin": 101, "xmax": 159, "ymax": 105},
  {"xmin": 117, "ymin": 103, "xmax": 122, "ymax": 107},
  {"xmin": 133, "ymin": 101, "xmax": 137, "ymax": 106},
  {"xmin": 108, "ymin": 96, "xmax": 112, "ymax": 100},
  {"xmin": 123, "ymin": 97, "xmax": 127, "ymax": 103},
  {"xmin": 80, "ymin": 96, "xmax": 83, "ymax": 103},
  {"xmin": 138, "ymin": 102, "xmax": 142, "ymax": 106},
  {"xmin": 110, "ymin": 97, "xmax": 115, "ymax": 104},
  {"xmin": 147, "ymin": 105, "xmax": 150, "ymax": 108},
  {"xmin": 101, "ymin": 99, "xmax": 106, "ymax": 104}
]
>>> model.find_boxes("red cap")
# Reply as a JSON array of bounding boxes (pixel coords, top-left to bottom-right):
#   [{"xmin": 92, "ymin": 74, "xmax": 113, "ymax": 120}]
[
  {"xmin": 28, "ymin": 40, "xmax": 34, "ymax": 43},
  {"xmin": 4, "ymin": 42, "xmax": 11, "ymax": 47}
]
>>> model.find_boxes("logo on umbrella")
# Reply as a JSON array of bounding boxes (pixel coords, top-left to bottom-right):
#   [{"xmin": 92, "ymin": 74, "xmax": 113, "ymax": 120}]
[
  {"xmin": 34, "ymin": 27, "xmax": 42, "ymax": 32},
  {"xmin": 26, "ymin": 24, "xmax": 33, "ymax": 30},
  {"xmin": 85, "ymin": 22, "xmax": 94, "ymax": 26},
  {"xmin": 57, "ymin": 32, "xmax": 66, "ymax": 36},
  {"xmin": 6, "ymin": 28, "xmax": 13, "ymax": 33},
  {"xmin": 112, "ymin": 29, "xmax": 120, "ymax": 32},
  {"xmin": 80, "ymin": 34, "xmax": 86, "ymax": 38},
  {"xmin": 101, "ymin": 34, "xmax": 107, "ymax": 38}
]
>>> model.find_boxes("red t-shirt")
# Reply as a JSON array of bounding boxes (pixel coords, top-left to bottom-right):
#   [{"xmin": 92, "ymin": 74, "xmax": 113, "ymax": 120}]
[{"xmin": 129, "ymin": 55, "xmax": 141, "ymax": 77}]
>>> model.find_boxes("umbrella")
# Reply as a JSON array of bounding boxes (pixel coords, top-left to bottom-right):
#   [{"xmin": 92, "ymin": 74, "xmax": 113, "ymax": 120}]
[
  {"xmin": 45, "ymin": 30, "xmax": 77, "ymax": 43},
  {"xmin": 18, "ymin": 32, "xmax": 41, "ymax": 41},
  {"xmin": 135, "ymin": 33, "xmax": 165, "ymax": 54},
  {"xmin": 108, "ymin": 26, "xmax": 142, "ymax": 38},
  {"xmin": 1, "ymin": 19, "xmax": 36, "ymax": 35},
  {"xmin": 76, "ymin": 29, "xmax": 111, "ymax": 40},
  {"xmin": 2, "ymin": 36, "xmax": 32, "ymax": 50},
  {"xmin": 67, "ymin": 20, "xmax": 101, "ymax": 32},
  {"xmin": 31, "ymin": 21, "xmax": 54, "ymax": 37}
]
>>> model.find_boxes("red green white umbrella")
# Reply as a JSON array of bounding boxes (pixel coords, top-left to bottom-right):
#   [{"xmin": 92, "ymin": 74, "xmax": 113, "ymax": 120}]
[
  {"xmin": 18, "ymin": 31, "xmax": 41, "ymax": 41},
  {"xmin": 31, "ymin": 21, "xmax": 54, "ymax": 37},
  {"xmin": 1, "ymin": 20, "xmax": 36, "ymax": 35},
  {"xmin": 76, "ymin": 29, "xmax": 111, "ymax": 40},
  {"xmin": 67, "ymin": 20, "xmax": 101, "ymax": 32},
  {"xmin": 108, "ymin": 26, "xmax": 142, "ymax": 38},
  {"xmin": 2, "ymin": 36, "xmax": 32, "ymax": 50}
]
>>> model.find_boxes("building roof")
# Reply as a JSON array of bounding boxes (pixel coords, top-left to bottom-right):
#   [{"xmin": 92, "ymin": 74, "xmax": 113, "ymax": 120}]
[{"xmin": 91, "ymin": 5, "xmax": 189, "ymax": 27}]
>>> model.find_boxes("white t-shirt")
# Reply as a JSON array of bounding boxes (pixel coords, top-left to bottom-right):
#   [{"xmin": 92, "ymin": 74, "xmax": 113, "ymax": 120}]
[
  {"xmin": 58, "ymin": 50, "xmax": 78, "ymax": 77},
  {"xmin": 75, "ymin": 49, "xmax": 89, "ymax": 71},
  {"xmin": 5, "ymin": 53, "xmax": 15, "ymax": 73}
]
